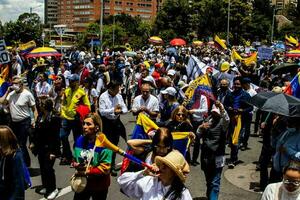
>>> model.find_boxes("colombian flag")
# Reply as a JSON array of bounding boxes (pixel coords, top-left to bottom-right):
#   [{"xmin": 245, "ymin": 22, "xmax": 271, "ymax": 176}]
[
  {"xmin": 121, "ymin": 113, "xmax": 158, "ymax": 173},
  {"xmin": 172, "ymin": 132, "xmax": 191, "ymax": 156},
  {"xmin": 214, "ymin": 35, "xmax": 227, "ymax": 50},
  {"xmin": 18, "ymin": 40, "xmax": 36, "ymax": 55},
  {"xmin": 284, "ymin": 72, "xmax": 300, "ymax": 99},
  {"xmin": 285, "ymin": 35, "xmax": 299, "ymax": 48},
  {"xmin": 0, "ymin": 65, "xmax": 10, "ymax": 97},
  {"xmin": 131, "ymin": 113, "xmax": 159, "ymax": 140},
  {"xmin": 231, "ymin": 49, "xmax": 257, "ymax": 67}
]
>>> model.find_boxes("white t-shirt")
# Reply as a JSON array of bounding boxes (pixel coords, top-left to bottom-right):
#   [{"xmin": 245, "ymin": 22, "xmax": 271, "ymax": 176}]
[
  {"xmin": 6, "ymin": 89, "xmax": 36, "ymax": 122},
  {"xmin": 132, "ymin": 95, "xmax": 159, "ymax": 119},
  {"xmin": 261, "ymin": 182, "xmax": 300, "ymax": 200},
  {"xmin": 35, "ymin": 81, "xmax": 51, "ymax": 97}
]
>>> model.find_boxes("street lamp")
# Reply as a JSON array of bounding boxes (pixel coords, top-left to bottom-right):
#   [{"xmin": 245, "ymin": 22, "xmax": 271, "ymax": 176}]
[
  {"xmin": 100, "ymin": 0, "xmax": 104, "ymax": 51},
  {"xmin": 41, "ymin": 32, "xmax": 45, "ymax": 47},
  {"xmin": 30, "ymin": 5, "xmax": 42, "ymax": 14},
  {"xmin": 226, "ymin": 0, "xmax": 230, "ymax": 45}
]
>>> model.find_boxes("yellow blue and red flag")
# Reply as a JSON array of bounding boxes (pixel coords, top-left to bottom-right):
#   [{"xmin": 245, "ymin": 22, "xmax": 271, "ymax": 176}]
[
  {"xmin": 284, "ymin": 72, "xmax": 300, "ymax": 99},
  {"xmin": 172, "ymin": 132, "xmax": 191, "ymax": 156}
]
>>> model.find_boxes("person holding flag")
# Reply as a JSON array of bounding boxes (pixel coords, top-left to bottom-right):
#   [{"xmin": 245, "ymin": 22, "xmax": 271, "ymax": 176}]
[{"xmin": 72, "ymin": 113, "xmax": 112, "ymax": 200}]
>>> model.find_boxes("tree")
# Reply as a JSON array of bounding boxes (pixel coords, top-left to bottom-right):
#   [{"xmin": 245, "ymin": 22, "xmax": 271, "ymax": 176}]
[{"xmin": 3, "ymin": 13, "xmax": 43, "ymax": 46}]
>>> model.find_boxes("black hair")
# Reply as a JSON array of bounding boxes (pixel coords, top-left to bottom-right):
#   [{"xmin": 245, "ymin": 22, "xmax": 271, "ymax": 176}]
[
  {"xmin": 151, "ymin": 127, "xmax": 173, "ymax": 155},
  {"xmin": 165, "ymin": 176, "xmax": 186, "ymax": 200},
  {"xmin": 233, "ymin": 76, "xmax": 243, "ymax": 83},
  {"xmin": 107, "ymin": 80, "xmax": 121, "ymax": 89},
  {"xmin": 283, "ymin": 161, "xmax": 300, "ymax": 174}
]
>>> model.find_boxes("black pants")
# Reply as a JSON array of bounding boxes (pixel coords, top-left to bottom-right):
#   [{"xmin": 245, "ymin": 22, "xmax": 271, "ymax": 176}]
[
  {"xmin": 11, "ymin": 117, "xmax": 31, "ymax": 167},
  {"xmin": 102, "ymin": 117, "xmax": 126, "ymax": 170},
  {"xmin": 192, "ymin": 120, "xmax": 202, "ymax": 162},
  {"xmin": 38, "ymin": 150, "xmax": 56, "ymax": 193},
  {"xmin": 73, "ymin": 189, "xmax": 108, "ymax": 200}
]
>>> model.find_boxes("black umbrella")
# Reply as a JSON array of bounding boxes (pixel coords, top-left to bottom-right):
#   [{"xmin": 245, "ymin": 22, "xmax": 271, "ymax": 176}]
[
  {"xmin": 247, "ymin": 91, "xmax": 300, "ymax": 117},
  {"xmin": 271, "ymin": 63, "xmax": 299, "ymax": 74}
]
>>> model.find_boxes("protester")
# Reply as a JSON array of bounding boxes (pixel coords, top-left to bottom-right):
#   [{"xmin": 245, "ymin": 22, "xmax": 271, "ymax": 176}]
[
  {"xmin": 261, "ymin": 161, "xmax": 300, "ymax": 200},
  {"xmin": 0, "ymin": 76, "xmax": 38, "ymax": 167},
  {"xmin": 132, "ymin": 82, "xmax": 159, "ymax": 121},
  {"xmin": 73, "ymin": 113, "xmax": 112, "ymax": 200},
  {"xmin": 60, "ymin": 73, "xmax": 91, "ymax": 165},
  {"xmin": 198, "ymin": 101, "xmax": 230, "ymax": 200},
  {"xmin": 31, "ymin": 98, "xmax": 61, "ymax": 199},
  {"xmin": 118, "ymin": 150, "xmax": 192, "ymax": 200},
  {"xmin": 0, "ymin": 125, "xmax": 26, "ymax": 200},
  {"xmin": 99, "ymin": 80, "xmax": 128, "ymax": 176},
  {"xmin": 228, "ymin": 76, "xmax": 252, "ymax": 169}
]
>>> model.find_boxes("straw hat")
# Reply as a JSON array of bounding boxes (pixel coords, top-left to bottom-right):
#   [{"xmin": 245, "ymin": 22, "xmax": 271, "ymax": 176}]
[
  {"xmin": 155, "ymin": 150, "xmax": 190, "ymax": 183},
  {"xmin": 272, "ymin": 86, "xmax": 283, "ymax": 93}
]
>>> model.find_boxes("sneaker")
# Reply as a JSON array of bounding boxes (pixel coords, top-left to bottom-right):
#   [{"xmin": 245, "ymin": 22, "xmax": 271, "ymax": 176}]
[
  {"xmin": 191, "ymin": 161, "xmax": 200, "ymax": 166},
  {"xmin": 38, "ymin": 188, "xmax": 47, "ymax": 195},
  {"xmin": 228, "ymin": 162, "xmax": 235, "ymax": 169},
  {"xmin": 47, "ymin": 189, "xmax": 59, "ymax": 200}
]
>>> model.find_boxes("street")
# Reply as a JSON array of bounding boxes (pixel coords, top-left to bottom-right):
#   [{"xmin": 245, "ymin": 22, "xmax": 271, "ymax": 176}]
[{"xmin": 26, "ymin": 113, "xmax": 263, "ymax": 200}]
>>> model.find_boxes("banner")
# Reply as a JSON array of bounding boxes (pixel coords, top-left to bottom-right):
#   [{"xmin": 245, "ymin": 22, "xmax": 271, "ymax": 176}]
[
  {"xmin": 258, "ymin": 47, "xmax": 273, "ymax": 61},
  {"xmin": 0, "ymin": 39, "xmax": 10, "ymax": 64}
]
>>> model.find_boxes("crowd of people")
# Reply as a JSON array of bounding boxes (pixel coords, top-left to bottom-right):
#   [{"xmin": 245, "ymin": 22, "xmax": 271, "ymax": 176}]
[{"xmin": 0, "ymin": 44, "xmax": 299, "ymax": 200}]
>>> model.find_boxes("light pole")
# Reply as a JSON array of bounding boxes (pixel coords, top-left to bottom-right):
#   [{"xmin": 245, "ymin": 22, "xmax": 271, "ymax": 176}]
[
  {"xmin": 100, "ymin": 0, "xmax": 104, "ymax": 51},
  {"xmin": 112, "ymin": 15, "xmax": 115, "ymax": 48},
  {"xmin": 30, "ymin": 5, "xmax": 42, "ymax": 14},
  {"xmin": 271, "ymin": 6, "xmax": 276, "ymax": 44},
  {"xmin": 226, "ymin": 0, "xmax": 230, "ymax": 45},
  {"xmin": 41, "ymin": 32, "xmax": 45, "ymax": 47}
]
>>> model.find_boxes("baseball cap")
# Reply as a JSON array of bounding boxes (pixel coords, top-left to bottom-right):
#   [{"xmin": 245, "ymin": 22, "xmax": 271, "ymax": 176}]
[
  {"xmin": 67, "ymin": 74, "xmax": 80, "ymax": 82},
  {"xmin": 161, "ymin": 87, "xmax": 177, "ymax": 96},
  {"xmin": 167, "ymin": 69, "xmax": 176, "ymax": 76}
]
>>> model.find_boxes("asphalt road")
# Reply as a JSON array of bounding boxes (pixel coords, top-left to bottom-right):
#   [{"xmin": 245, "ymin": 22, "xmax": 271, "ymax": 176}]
[{"xmin": 25, "ymin": 113, "xmax": 263, "ymax": 200}]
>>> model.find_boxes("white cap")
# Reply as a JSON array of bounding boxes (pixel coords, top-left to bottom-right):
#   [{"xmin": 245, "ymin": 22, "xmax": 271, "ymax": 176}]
[
  {"xmin": 161, "ymin": 87, "xmax": 177, "ymax": 96},
  {"xmin": 143, "ymin": 76, "xmax": 157, "ymax": 87},
  {"xmin": 167, "ymin": 69, "xmax": 176, "ymax": 76},
  {"xmin": 211, "ymin": 105, "xmax": 221, "ymax": 115}
]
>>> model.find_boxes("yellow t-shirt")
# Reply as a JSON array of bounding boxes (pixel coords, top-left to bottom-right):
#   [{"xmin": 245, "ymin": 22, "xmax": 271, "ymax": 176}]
[{"xmin": 61, "ymin": 87, "xmax": 91, "ymax": 120}]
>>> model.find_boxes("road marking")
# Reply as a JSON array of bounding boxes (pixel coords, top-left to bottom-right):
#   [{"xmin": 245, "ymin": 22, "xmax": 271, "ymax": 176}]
[{"xmin": 39, "ymin": 186, "xmax": 72, "ymax": 200}]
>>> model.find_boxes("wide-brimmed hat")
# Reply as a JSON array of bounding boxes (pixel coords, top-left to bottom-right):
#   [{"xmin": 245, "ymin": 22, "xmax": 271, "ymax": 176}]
[{"xmin": 155, "ymin": 150, "xmax": 190, "ymax": 183}]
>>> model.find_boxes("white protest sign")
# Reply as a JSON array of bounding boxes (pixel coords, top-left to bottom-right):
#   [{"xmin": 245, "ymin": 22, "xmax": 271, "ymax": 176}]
[{"xmin": 0, "ymin": 39, "xmax": 10, "ymax": 64}]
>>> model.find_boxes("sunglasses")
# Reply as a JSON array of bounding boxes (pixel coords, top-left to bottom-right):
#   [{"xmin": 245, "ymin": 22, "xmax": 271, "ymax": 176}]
[
  {"xmin": 283, "ymin": 179, "xmax": 300, "ymax": 187},
  {"xmin": 176, "ymin": 113, "xmax": 186, "ymax": 117}
]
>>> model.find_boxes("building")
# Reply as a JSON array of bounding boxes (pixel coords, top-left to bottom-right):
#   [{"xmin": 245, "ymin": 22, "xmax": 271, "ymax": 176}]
[
  {"xmin": 271, "ymin": 0, "xmax": 298, "ymax": 10},
  {"xmin": 56, "ymin": 0, "xmax": 161, "ymax": 32},
  {"xmin": 45, "ymin": 0, "xmax": 58, "ymax": 26}
]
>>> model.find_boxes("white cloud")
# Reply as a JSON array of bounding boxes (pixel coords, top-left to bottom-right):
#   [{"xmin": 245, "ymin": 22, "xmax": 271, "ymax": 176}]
[{"xmin": 0, "ymin": 0, "xmax": 44, "ymax": 23}]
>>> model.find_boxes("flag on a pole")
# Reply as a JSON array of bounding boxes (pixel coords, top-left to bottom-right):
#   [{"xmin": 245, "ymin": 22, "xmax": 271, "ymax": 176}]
[
  {"xmin": 186, "ymin": 55, "xmax": 205, "ymax": 80},
  {"xmin": 284, "ymin": 72, "xmax": 300, "ymax": 99},
  {"xmin": 214, "ymin": 35, "xmax": 227, "ymax": 50}
]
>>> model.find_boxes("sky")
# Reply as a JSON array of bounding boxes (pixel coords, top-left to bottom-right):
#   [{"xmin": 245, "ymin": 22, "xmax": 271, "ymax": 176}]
[{"xmin": 0, "ymin": 0, "xmax": 44, "ymax": 23}]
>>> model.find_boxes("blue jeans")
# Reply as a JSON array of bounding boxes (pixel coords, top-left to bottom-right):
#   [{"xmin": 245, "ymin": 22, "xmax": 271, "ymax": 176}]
[
  {"xmin": 59, "ymin": 118, "xmax": 82, "ymax": 159},
  {"xmin": 203, "ymin": 167, "xmax": 223, "ymax": 200}
]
